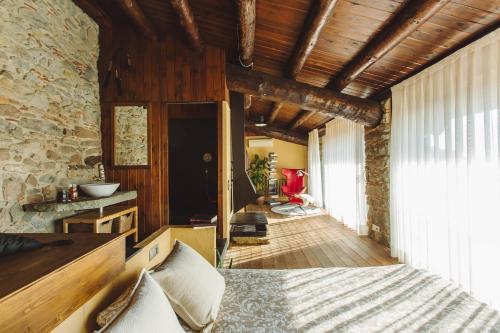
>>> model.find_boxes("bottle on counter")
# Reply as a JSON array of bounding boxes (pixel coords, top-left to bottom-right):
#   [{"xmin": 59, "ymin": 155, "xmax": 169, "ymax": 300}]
[
  {"xmin": 57, "ymin": 189, "xmax": 69, "ymax": 203},
  {"xmin": 70, "ymin": 184, "xmax": 79, "ymax": 201},
  {"xmin": 68, "ymin": 184, "xmax": 74, "ymax": 202}
]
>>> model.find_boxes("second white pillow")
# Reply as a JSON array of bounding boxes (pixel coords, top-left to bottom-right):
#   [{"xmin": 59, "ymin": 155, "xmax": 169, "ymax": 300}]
[
  {"xmin": 151, "ymin": 240, "xmax": 225, "ymax": 332},
  {"xmin": 97, "ymin": 269, "xmax": 185, "ymax": 333}
]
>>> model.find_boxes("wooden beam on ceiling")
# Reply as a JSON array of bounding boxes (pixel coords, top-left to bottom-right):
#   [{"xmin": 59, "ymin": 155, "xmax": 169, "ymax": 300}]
[
  {"xmin": 266, "ymin": 101, "xmax": 285, "ymax": 124},
  {"xmin": 73, "ymin": 0, "xmax": 112, "ymax": 29},
  {"xmin": 170, "ymin": 0, "xmax": 204, "ymax": 52},
  {"xmin": 289, "ymin": 110, "xmax": 316, "ymax": 130},
  {"xmin": 288, "ymin": 0, "xmax": 338, "ymax": 80},
  {"xmin": 327, "ymin": 0, "xmax": 450, "ymax": 92},
  {"xmin": 118, "ymin": 0, "xmax": 158, "ymax": 40},
  {"xmin": 371, "ymin": 20, "xmax": 500, "ymax": 101},
  {"xmin": 236, "ymin": 0, "xmax": 256, "ymax": 67},
  {"xmin": 245, "ymin": 120, "xmax": 308, "ymax": 146},
  {"xmin": 269, "ymin": 0, "xmax": 337, "ymax": 127},
  {"xmin": 317, "ymin": 115, "xmax": 335, "ymax": 128},
  {"xmin": 227, "ymin": 64, "xmax": 382, "ymax": 127},
  {"xmin": 266, "ymin": 102, "xmax": 282, "ymax": 124}
]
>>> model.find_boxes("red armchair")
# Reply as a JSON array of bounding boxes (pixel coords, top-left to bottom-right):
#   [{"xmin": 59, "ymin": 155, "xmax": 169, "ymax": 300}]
[{"xmin": 281, "ymin": 168, "xmax": 306, "ymax": 204}]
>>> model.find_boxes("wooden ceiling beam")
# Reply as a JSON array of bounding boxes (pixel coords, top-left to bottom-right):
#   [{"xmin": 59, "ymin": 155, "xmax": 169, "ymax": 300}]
[
  {"xmin": 118, "ymin": 0, "xmax": 158, "ymax": 40},
  {"xmin": 72, "ymin": 0, "xmax": 112, "ymax": 29},
  {"xmin": 288, "ymin": 0, "xmax": 338, "ymax": 80},
  {"xmin": 266, "ymin": 101, "xmax": 285, "ymax": 124},
  {"xmin": 289, "ymin": 110, "xmax": 316, "ymax": 130},
  {"xmin": 271, "ymin": 0, "xmax": 337, "ymax": 126},
  {"xmin": 170, "ymin": 0, "xmax": 204, "ymax": 52},
  {"xmin": 371, "ymin": 20, "xmax": 500, "ymax": 101},
  {"xmin": 227, "ymin": 64, "xmax": 382, "ymax": 127},
  {"xmin": 327, "ymin": 0, "xmax": 450, "ymax": 92},
  {"xmin": 236, "ymin": 0, "xmax": 256, "ymax": 67},
  {"xmin": 245, "ymin": 120, "xmax": 308, "ymax": 146}
]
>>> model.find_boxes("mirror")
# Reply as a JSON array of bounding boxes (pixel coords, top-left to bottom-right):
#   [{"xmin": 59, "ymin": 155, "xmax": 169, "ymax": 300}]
[{"xmin": 113, "ymin": 104, "xmax": 149, "ymax": 167}]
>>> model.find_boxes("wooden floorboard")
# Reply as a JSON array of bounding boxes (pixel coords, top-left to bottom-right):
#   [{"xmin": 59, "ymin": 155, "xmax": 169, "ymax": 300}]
[{"xmin": 226, "ymin": 204, "xmax": 398, "ymax": 269}]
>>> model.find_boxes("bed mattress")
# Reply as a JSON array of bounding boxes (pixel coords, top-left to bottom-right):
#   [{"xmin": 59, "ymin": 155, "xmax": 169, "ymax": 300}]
[{"xmin": 183, "ymin": 264, "xmax": 500, "ymax": 333}]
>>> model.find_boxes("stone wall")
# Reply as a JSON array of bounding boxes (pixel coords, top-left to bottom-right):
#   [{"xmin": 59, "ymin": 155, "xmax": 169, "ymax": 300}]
[
  {"xmin": 0, "ymin": 0, "xmax": 101, "ymax": 232},
  {"xmin": 365, "ymin": 98, "xmax": 391, "ymax": 247},
  {"xmin": 114, "ymin": 105, "xmax": 148, "ymax": 166}
]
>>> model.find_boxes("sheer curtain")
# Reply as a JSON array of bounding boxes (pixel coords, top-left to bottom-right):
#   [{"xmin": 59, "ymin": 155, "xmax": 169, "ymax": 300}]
[
  {"xmin": 390, "ymin": 29, "xmax": 500, "ymax": 309},
  {"xmin": 323, "ymin": 118, "xmax": 368, "ymax": 234},
  {"xmin": 308, "ymin": 129, "xmax": 323, "ymax": 207}
]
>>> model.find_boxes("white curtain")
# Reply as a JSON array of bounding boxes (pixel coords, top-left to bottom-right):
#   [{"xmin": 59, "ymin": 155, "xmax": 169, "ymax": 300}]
[
  {"xmin": 308, "ymin": 129, "xmax": 323, "ymax": 207},
  {"xmin": 323, "ymin": 118, "xmax": 367, "ymax": 234},
  {"xmin": 390, "ymin": 28, "xmax": 500, "ymax": 309}
]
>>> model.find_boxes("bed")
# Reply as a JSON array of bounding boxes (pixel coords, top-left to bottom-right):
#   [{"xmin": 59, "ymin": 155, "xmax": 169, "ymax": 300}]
[
  {"xmin": 52, "ymin": 228, "xmax": 500, "ymax": 333},
  {"xmin": 182, "ymin": 265, "xmax": 500, "ymax": 333}
]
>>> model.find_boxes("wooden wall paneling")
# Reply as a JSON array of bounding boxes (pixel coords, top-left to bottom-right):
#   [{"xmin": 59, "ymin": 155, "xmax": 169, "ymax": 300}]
[
  {"xmin": 192, "ymin": 50, "xmax": 201, "ymax": 101},
  {"xmin": 213, "ymin": 48, "xmax": 222, "ymax": 101},
  {"xmin": 103, "ymin": 24, "xmax": 161, "ymax": 103},
  {"xmin": 218, "ymin": 48, "xmax": 226, "ymax": 100},
  {"xmin": 185, "ymin": 41, "xmax": 193, "ymax": 101},
  {"xmin": 174, "ymin": 39, "xmax": 185, "ymax": 101},
  {"xmin": 98, "ymin": 28, "xmax": 113, "ymax": 101},
  {"xmin": 160, "ymin": 37, "xmax": 225, "ymax": 102},
  {"xmin": 183, "ymin": 41, "xmax": 194, "ymax": 101},
  {"xmin": 180, "ymin": 39, "xmax": 189, "ymax": 101},
  {"xmin": 161, "ymin": 36, "xmax": 177, "ymax": 101},
  {"xmin": 205, "ymin": 47, "xmax": 215, "ymax": 101},
  {"xmin": 100, "ymin": 102, "xmax": 111, "ymax": 167},
  {"xmin": 126, "ymin": 170, "xmax": 134, "ymax": 204},
  {"xmin": 150, "ymin": 41, "xmax": 161, "ymax": 101},
  {"xmin": 99, "ymin": 22, "xmax": 227, "ymax": 239},
  {"xmin": 198, "ymin": 49, "xmax": 208, "ymax": 101}
]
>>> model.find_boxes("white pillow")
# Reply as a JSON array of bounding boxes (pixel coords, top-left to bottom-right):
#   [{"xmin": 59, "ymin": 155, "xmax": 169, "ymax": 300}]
[
  {"xmin": 97, "ymin": 270, "xmax": 185, "ymax": 333},
  {"xmin": 151, "ymin": 240, "xmax": 225, "ymax": 332}
]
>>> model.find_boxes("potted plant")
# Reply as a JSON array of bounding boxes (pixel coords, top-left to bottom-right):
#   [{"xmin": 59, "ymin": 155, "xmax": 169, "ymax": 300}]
[{"xmin": 247, "ymin": 154, "xmax": 269, "ymax": 205}]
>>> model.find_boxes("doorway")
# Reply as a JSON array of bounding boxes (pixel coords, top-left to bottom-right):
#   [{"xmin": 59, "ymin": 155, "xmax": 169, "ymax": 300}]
[{"xmin": 168, "ymin": 104, "xmax": 218, "ymax": 225}]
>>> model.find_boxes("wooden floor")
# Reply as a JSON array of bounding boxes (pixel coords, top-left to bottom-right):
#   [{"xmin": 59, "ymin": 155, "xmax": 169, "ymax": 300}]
[{"xmin": 226, "ymin": 204, "xmax": 398, "ymax": 269}]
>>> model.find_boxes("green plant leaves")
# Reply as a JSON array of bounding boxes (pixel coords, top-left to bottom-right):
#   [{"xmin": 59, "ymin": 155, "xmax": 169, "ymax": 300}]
[{"xmin": 247, "ymin": 154, "xmax": 270, "ymax": 195}]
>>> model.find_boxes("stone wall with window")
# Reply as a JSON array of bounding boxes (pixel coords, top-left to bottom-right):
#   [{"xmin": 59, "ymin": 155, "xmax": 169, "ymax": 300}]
[
  {"xmin": 365, "ymin": 99, "xmax": 391, "ymax": 247},
  {"xmin": 0, "ymin": 0, "xmax": 102, "ymax": 232}
]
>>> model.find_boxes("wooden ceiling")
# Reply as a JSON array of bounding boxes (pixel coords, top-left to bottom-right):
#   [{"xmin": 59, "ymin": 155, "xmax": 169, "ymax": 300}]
[{"xmin": 89, "ymin": 0, "xmax": 499, "ymax": 134}]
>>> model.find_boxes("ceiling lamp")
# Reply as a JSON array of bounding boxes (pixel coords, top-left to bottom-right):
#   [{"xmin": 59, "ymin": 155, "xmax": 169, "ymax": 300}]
[{"xmin": 255, "ymin": 115, "xmax": 267, "ymax": 127}]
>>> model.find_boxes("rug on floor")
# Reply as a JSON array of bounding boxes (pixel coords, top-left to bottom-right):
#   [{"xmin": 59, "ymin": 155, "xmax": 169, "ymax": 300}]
[{"xmin": 270, "ymin": 203, "xmax": 322, "ymax": 216}]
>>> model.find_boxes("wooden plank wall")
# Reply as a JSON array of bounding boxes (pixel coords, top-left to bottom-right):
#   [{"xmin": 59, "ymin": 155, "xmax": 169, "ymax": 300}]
[{"xmin": 100, "ymin": 24, "xmax": 226, "ymax": 238}]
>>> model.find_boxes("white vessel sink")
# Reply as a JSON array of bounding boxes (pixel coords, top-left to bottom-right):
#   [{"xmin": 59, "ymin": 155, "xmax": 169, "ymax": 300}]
[{"xmin": 80, "ymin": 183, "xmax": 120, "ymax": 198}]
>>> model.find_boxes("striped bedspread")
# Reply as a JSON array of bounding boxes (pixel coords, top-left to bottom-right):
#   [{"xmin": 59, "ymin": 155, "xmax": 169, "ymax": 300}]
[{"xmin": 198, "ymin": 265, "xmax": 500, "ymax": 332}]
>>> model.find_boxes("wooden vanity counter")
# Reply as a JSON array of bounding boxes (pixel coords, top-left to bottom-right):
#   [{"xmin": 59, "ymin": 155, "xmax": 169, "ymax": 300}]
[{"xmin": 0, "ymin": 233, "xmax": 125, "ymax": 333}]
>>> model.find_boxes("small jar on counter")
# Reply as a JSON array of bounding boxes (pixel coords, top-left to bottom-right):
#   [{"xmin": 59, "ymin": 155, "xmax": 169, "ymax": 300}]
[
  {"xmin": 69, "ymin": 184, "xmax": 79, "ymax": 201},
  {"xmin": 57, "ymin": 189, "xmax": 69, "ymax": 203}
]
